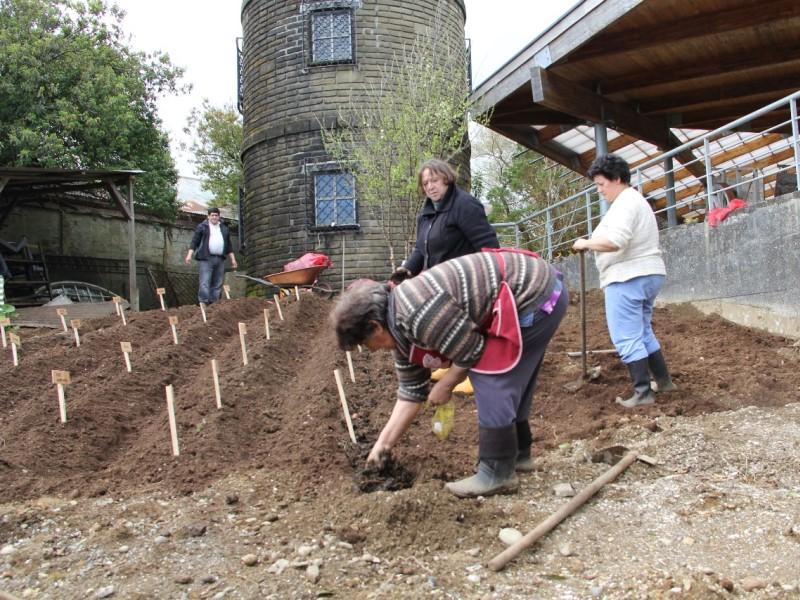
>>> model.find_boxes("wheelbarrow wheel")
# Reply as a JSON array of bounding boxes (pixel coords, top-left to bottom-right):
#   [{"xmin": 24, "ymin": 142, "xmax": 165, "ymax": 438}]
[{"xmin": 311, "ymin": 282, "xmax": 334, "ymax": 299}]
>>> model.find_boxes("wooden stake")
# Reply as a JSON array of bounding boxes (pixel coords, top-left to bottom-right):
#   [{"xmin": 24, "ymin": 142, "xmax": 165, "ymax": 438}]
[
  {"xmin": 156, "ymin": 287, "xmax": 166, "ymax": 311},
  {"xmin": 263, "ymin": 308, "xmax": 271, "ymax": 340},
  {"xmin": 165, "ymin": 385, "xmax": 180, "ymax": 456},
  {"xmin": 346, "ymin": 351, "xmax": 355, "ymax": 383},
  {"xmin": 168, "ymin": 315, "xmax": 179, "ymax": 344},
  {"xmin": 56, "ymin": 308, "xmax": 68, "ymax": 332},
  {"xmin": 51, "ymin": 370, "xmax": 71, "ymax": 423},
  {"xmin": 200, "ymin": 302, "xmax": 207, "ymax": 323},
  {"xmin": 70, "ymin": 319, "xmax": 81, "ymax": 347},
  {"xmin": 0, "ymin": 316, "xmax": 9, "ymax": 348},
  {"xmin": 357, "ymin": 344, "xmax": 363, "ymax": 353},
  {"xmin": 238, "ymin": 322, "xmax": 248, "ymax": 365},
  {"xmin": 211, "ymin": 359, "xmax": 222, "ymax": 409},
  {"xmin": 223, "ymin": 284, "xmax": 231, "ymax": 300},
  {"xmin": 488, "ymin": 451, "xmax": 639, "ymax": 571},
  {"xmin": 9, "ymin": 332, "xmax": 19, "ymax": 366},
  {"xmin": 333, "ymin": 369, "xmax": 357, "ymax": 443},
  {"xmin": 120, "ymin": 307, "xmax": 127, "ymax": 326},
  {"xmin": 294, "ymin": 285, "xmax": 300, "ymax": 301},
  {"xmin": 120, "ymin": 341, "xmax": 132, "ymax": 373},
  {"xmin": 273, "ymin": 294, "xmax": 284, "ymax": 320},
  {"xmin": 112, "ymin": 295, "xmax": 122, "ymax": 316}
]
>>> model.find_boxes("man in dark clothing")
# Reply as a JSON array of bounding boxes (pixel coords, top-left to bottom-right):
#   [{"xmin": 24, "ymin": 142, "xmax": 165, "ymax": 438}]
[{"xmin": 185, "ymin": 207, "xmax": 238, "ymax": 305}]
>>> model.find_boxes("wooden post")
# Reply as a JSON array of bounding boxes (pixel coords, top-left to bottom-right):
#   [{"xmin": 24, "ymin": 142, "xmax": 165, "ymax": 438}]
[
  {"xmin": 9, "ymin": 332, "xmax": 19, "ymax": 366},
  {"xmin": 200, "ymin": 302, "xmax": 207, "ymax": 323},
  {"xmin": 238, "ymin": 322, "xmax": 248, "ymax": 366},
  {"xmin": 263, "ymin": 308, "xmax": 271, "ymax": 340},
  {"xmin": 70, "ymin": 319, "xmax": 81, "ymax": 347},
  {"xmin": 127, "ymin": 176, "xmax": 139, "ymax": 311},
  {"xmin": 165, "ymin": 385, "xmax": 180, "ymax": 456},
  {"xmin": 156, "ymin": 288, "xmax": 166, "ymax": 311},
  {"xmin": 168, "ymin": 315, "xmax": 179, "ymax": 345},
  {"xmin": 333, "ymin": 369, "xmax": 357, "ymax": 443},
  {"xmin": 211, "ymin": 359, "xmax": 222, "ymax": 409},
  {"xmin": 51, "ymin": 370, "xmax": 71, "ymax": 423},
  {"xmin": 56, "ymin": 308, "xmax": 68, "ymax": 332},
  {"xmin": 346, "ymin": 351, "xmax": 355, "ymax": 383},
  {"xmin": 120, "ymin": 341, "xmax": 132, "ymax": 372},
  {"xmin": 488, "ymin": 451, "xmax": 639, "ymax": 571},
  {"xmin": 223, "ymin": 284, "xmax": 231, "ymax": 300},
  {"xmin": 0, "ymin": 316, "xmax": 8, "ymax": 348},
  {"xmin": 273, "ymin": 294, "xmax": 284, "ymax": 321},
  {"xmin": 294, "ymin": 285, "xmax": 300, "ymax": 301}
]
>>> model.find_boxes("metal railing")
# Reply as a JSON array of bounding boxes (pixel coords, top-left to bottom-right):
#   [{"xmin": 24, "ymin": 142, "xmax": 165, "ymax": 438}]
[{"xmin": 493, "ymin": 90, "xmax": 800, "ymax": 259}]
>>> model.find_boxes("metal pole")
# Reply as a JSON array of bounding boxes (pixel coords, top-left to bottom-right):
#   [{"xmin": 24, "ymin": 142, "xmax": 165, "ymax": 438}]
[
  {"xmin": 791, "ymin": 98, "xmax": 800, "ymax": 191},
  {"xmin": 594, "ymin": 122, "xmax": 609, "ymax": 216},
  {"xmin": 515, "ymin": 224, "xmax": 521, "ymax": 249},
  {"xmin": 704, "ymin": 138, "xmax": 714, "ymax": 214},
  {"xmin": 664, "ymin": 155, "xmax": 678, "ymax": 228},
  {"xmin": 585, "ymin": 191, "xmax": 593, "ymax": 236},
  {"xmin": 127, "ymin": 176, "xmax": 139, "ymax": 311},
  {"xmin": 545, "ymin": 209, "xmax": 553, "ymax": 260},
  {"xmin": 579, "ymin": 250, "xmax": 587, "ymax": 379}
]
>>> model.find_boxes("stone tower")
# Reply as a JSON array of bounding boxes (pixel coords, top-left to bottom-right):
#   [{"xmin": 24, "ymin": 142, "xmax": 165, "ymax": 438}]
[{"xmin": 240, "ymin": 0, "xmax": 468, "ymax": 287}]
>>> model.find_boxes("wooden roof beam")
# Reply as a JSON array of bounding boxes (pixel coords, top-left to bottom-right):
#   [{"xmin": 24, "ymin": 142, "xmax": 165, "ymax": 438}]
[
  {"xmin": 603, "ymin": 44, "xmax": 800, "ymax": 96},
  {"xmin": 569, "ymin": 0, "xmax": 800, "ymax": 63},
  {"xmin": 536, "ymin": 124, "xmax": 579, "ymax": 143},
  {"xmin": 492, "ymin": 124, "xmax": 586, "ymax": 175},
  {"xmin": 579, "ymin": 133, "xmax": 637, "ymax": 164},
  {"xmin": 530, "ymin": 67, "xmax": 705, "ymax": 180},
  {"xmin": 104, "ymin": 179, "xmax": 132, "ymax": 221}
]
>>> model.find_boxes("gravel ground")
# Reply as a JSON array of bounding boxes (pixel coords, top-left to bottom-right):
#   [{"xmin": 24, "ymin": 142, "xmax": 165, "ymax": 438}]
[{"xmin": 3, "ymin": 402, "xmax": 799, "ymax": 599}]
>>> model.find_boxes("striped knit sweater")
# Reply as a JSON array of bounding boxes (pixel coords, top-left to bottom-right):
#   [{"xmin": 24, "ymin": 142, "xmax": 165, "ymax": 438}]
[{"xmin": 388, "ymin": 251, "xmax": 558, "ymax": 402}]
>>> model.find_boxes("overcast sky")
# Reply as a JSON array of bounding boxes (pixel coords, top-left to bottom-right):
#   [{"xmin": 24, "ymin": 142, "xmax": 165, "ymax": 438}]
[{"xmin": 113, "ymin": 0, "xmax": 577, "ymax": 177}]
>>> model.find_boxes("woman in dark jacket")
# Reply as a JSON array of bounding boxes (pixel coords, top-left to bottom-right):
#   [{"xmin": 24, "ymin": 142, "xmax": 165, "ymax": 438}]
[{"xmin": 392, "ymin": 159, "xmax": 499, "ymax": 282}]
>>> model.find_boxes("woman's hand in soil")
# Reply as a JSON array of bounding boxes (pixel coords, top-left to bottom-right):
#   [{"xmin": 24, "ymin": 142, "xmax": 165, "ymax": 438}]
[{"xmin": 366, "ymin": 442, "xmax": 391, "ymax": 467}]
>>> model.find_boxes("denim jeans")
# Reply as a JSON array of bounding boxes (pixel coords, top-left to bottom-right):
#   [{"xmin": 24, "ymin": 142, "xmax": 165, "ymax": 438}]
[
  {"xmin": 198, "ymin": 256, "xmax": 226, "ymax": 304},
  {"xmin": 604, "ymin": 274, "xmax": 665, "ymax": 363}
]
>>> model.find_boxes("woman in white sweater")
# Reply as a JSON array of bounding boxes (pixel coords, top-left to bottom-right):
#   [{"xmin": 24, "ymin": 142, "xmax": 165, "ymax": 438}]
[{"xmin": 572, "ymin": 154, "xmax": 676, "ymax": 408}]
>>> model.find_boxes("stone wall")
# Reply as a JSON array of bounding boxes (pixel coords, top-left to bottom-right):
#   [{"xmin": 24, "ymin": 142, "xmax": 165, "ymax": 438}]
[
  {"xmin": 555, "ymin": 192, "xmax": 800, "ymax": 339},
  {"xmin": 3, "ymin": 199, "xmax": 242, "ymax": 310},
  {"xmin": 240, "ymin": 0, "xmax": 468, "ymax": 288}
]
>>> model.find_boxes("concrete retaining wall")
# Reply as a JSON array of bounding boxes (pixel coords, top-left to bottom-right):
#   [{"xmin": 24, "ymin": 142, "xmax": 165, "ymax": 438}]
[{"xmin": 555, "ymin": 192, "xmax": 800, "ymax": 339}]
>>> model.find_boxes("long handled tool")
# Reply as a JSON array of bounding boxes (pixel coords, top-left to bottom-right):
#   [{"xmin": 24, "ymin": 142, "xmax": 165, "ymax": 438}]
[
  {"xmin": 488, "ymin": 450, "xmax": 639, "ymax": 571},
  {"xmin": 579, "ymin": 249, "xmax": 588, "ymax": 379}
]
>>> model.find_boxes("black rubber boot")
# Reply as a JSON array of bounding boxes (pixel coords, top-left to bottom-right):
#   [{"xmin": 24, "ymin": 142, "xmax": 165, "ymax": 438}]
[
  {"xmin": 647, "ymin": 350, "xmax": 677, "ymax": 392},
  {"xmin": 445, "ymin": 425, "xmax": 519, "ymax": 498},
  {"xmin": 616, "ymin": 357, "xmax": 656, "ymax": 408},
  {"xmin": 515, "ymin": 420, "xmax": 534, "ymax": 472}
]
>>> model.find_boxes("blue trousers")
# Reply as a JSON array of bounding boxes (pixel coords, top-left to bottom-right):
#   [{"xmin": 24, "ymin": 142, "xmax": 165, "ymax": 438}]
[
  {"xmin": 470, "ymin": 288, "xmax": 569, "ymax": 428},
  {"xmin": 604, "ymin": 274, "xmax": 664, "ymax": 364},
  {"xmin": 198, "ymin": 256, "xmax": 226, "ymax": 304}
]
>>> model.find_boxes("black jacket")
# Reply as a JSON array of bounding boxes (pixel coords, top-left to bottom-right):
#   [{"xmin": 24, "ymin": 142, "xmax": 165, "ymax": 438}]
[
  {"xmin": 189, "ymin": 220, "xmax": 233, "ymax": 261},
  {"xmin": 403, "ymin": 184, "xmax": 499, "ymax": 275}
]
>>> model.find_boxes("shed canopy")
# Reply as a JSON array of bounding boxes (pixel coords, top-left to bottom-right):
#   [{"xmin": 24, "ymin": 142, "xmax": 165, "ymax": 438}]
[{"xmin": 471, "ymin": 0, "xmax": 800, "ymax": 205}]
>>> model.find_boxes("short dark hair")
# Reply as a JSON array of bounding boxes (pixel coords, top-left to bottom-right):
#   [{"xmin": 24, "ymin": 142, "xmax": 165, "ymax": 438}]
[
  {"xmin": 329, "ymin": 280, "xmax": 390, "ymax": 349},
  {"xmin": 208, "ymin": 207, "xmax": 221, "ymax": 215},
  {"xmin": 587, "ymin": 154, "xmax": 631, "ymax": 185}
]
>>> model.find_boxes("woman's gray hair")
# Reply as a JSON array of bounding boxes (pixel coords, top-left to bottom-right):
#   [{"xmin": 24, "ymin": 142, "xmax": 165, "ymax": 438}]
[{"xmin": 329, "ymin": 279, "xmax": 391, "ymax": 349}]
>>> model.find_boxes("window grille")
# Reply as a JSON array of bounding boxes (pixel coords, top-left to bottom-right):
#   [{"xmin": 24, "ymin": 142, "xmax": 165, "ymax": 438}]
[
  {"xmin": 314, "ymin": 172, "xmax": 357, "ymax": 227},
  {"xmin": 310, "ymin": 9, "xmax": 353, "ymax": 64}
]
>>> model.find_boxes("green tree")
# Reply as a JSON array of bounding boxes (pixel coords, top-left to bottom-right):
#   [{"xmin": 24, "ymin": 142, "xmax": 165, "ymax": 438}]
[
  {"xmin": 183, "ymin": 101, "xmax": 244, "ymax": 208},
  {"xmin": 0, "ymin": 0, "xmax": 186, "ymax": 218},
  {"xmin": 472, "ymin": 126, "xmax": 587, "ymax": 255},
  {"xmin": 319, "ymin": 3, "xmax": 485, "ymax": 267}
]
